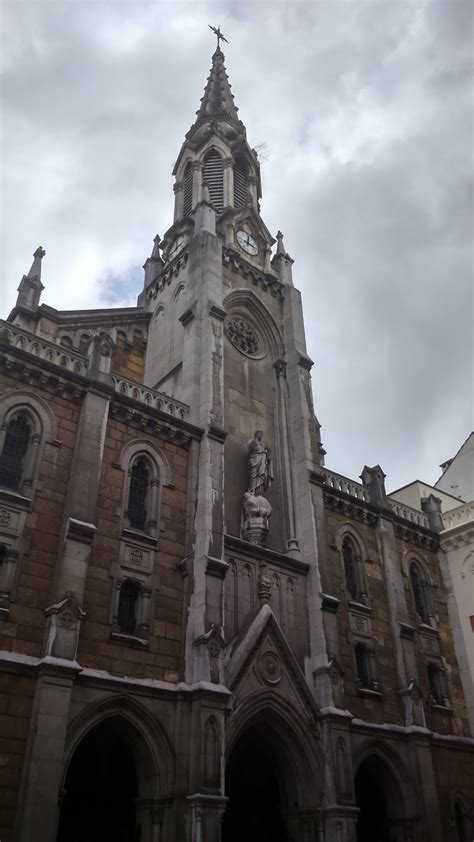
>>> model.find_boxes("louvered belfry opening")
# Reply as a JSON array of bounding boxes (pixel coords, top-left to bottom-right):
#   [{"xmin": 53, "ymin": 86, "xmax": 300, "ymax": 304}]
[
  {"xmin": 203, "ymin": 150, "xmax": 224, "ymax": 213},
  {"xmin": 234, "ymin": 157, "xmax": 248, "ymax": 208},
  {"xmin": 183, "ymin": 162, "xmax": 193, "ymax": 216}
]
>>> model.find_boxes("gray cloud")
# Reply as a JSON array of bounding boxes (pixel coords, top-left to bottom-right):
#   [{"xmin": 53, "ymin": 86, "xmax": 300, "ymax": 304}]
[{"xmin": 1, "ymin": 0, "xmax": 472, "ymax": 490}]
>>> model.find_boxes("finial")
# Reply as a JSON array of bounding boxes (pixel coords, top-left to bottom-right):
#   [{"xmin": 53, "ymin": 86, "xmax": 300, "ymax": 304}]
[
  {"xmin": 28, "ymin": 246, "xmax": 46, "ymax": 279},
  {"xmin": 208, "ymin": 24, "xmax": 229, "ymax": 48},
  {"xmin": 276, "ymin": 231, "xmax": 285, "ymax": 255},
  {"xmin": 151, "ymin": 235, "xmax": 162, "ymax": 259}
]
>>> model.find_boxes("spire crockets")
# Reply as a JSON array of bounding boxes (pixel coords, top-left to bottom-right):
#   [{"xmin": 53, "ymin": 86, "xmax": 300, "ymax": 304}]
[
  {"xmin": 190, "ymin": 47, "xmax": 242, "ymax": 135},
  {"xmin": 16, "ymin": 246, "xmax": 45, "ymax": 310}
]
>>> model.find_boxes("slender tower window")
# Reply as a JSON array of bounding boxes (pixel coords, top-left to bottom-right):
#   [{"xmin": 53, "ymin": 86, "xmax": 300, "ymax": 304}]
[
  {"xmin": 342, "ymin": 535, "xmax": 359, "ymax": 600},
  {"xmin": 410, "ymin": 562, "xmax": 429, "ymax": 623},
  {"xmin": 203, "ymin": 150, "xmax": 224, "ymax": 213},
  {"xmin": 128, "ymin": 459, "xmax": 149, "ymax": 531},
  {"xmin": 117, "ymin": 579, "xmax": 140, "ymax": 635},
  {"xmin": 355, "ymin": 643, "xmax": 370, "ymax": 688},
  {"xmin": 234, "ymin": 157, "xmax": 248, "ymax": 207},
  {"xmin": 183, "ymin": 162, "xmax": 193, "ymax": 216},
  {"xmin": 0, "ymin": 414, "xmax": 31, "ymax": 490}
]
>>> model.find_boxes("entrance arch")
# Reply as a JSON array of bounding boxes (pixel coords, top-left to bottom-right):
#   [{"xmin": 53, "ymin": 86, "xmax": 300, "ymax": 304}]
[
  {"xmin": 57, "ymin": 698, "xmax": 174, "ymax": 842},
  {"xmin": 57, "ymin": 717, "xmax": 138, "ymax": 842},
  {"xmin": 222, "ymin": 696, "xmax": 323, "ymax": 842},
  {"xmin": 355, "ymin": 753, "xmax": 408, "ymax": 842}
]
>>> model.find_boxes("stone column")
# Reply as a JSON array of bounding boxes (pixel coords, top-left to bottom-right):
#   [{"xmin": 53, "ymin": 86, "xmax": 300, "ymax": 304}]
[
  {"xmin": 223, "ymin": 158, "xmax": 234, "ymax": 207},
  {"xmin": 192, "ymin": 162, "xmax": 203, "ymax": 210},
  {"xmin": 361, "ymin": 467, "xmax": 425, "ymax": 726},
  {"xmin": 174, "ymin": 181, "xmax": 184, "ymax": 221},
  {"xmin": 16, "ymin": 663, "xmax": 79, "ymax": 842}
]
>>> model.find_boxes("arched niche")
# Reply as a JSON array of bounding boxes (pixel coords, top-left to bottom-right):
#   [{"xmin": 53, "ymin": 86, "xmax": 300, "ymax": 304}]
[{"xmin": 354, "ymin": 741, "xmax": 416, "ymax": 842}]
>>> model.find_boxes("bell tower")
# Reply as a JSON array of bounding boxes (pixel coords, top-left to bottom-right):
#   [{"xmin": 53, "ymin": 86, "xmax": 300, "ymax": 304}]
[{"xmin": 139, "ymin": 42, "xmax": 328, "ymax": 702}]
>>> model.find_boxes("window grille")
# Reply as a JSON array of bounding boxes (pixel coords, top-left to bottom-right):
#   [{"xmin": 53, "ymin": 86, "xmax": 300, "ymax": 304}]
[
  {"xmin": 342, "ymin": 536, "xmax": 359, "ymax": 600},
  {"xmin": 183, "ymin": 163, "xmax": 193, "ymax": 216},
  {"xmin": 0, "ymin": 414, "xmax": 31, "ymax": 490},
  {"xmin": 203, "ymin": 151, "xmax": 224, "ymax": 213},
  {"xmin": 117, "ymin": 579, "xmax": 140, "ymax": 635},
  {"xmin": 427, "ymin": 662, "xmax": 447, "ymax": 705},
  {"xmin": 0, "ymin": 545, "xmax": 5, "ymax": 566},
  {"xmin": 234, "ymin": 158, "xmax": 248, "ymax": 208},
  {"xmin": 355, "ymin": 643, "xmax": 370, "ymax": 688},
  {"xmin": 128, "ymin": 459, "xmax": 149, "ymax": 531}
]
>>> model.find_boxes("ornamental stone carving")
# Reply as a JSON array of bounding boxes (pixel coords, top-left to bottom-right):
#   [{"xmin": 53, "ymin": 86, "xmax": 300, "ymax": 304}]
[
  {"xmin": 257, "ymin": 649, "xmax": 283, "ymax": 685},
  {"xmin": 225, "ymin": 317, "xmax": 260, "ymax": 357}
]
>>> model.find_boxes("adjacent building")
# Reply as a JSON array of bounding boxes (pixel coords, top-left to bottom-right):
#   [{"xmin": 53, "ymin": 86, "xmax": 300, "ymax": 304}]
[{"xmin": 1, "ymin": 45, "xmax": 473, "ymax": 842}]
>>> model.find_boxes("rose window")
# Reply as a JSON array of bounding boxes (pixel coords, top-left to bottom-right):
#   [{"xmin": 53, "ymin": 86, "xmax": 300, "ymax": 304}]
[{"xmin": 225, "ymin": 317, "xmax": 260, "ymax": 356}]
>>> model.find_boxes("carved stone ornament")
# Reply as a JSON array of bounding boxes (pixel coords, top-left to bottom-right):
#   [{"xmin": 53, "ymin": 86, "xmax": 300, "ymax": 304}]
[
  {"xmin": 257, "ymin": 649, "xmax": 283, "ymax": 685},
  {"xmin": 0, "ymin": 508, "xmax": 11, "ymax": 526},
  {"xmin": 241, "ymin": 492, "xmax": 272, "ymax": 545},
  {"xmin": 225, "ymin": 317, "xmax": 260, "ymax": 357}
]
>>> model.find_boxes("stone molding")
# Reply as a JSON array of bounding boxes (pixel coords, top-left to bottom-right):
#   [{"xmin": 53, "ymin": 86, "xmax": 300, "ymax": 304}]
[{"xmin": 222, "ymin": 247, "xmax": 284, "ymax": 300}]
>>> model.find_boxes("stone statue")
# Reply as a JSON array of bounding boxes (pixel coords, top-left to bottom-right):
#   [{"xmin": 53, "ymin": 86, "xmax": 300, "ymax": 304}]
[
  {"xmin": 241, "ymin": 430, "xmax": 274, "ymax": 546},
  {"xmin": 247, "ymin": 430, "xmax": 273, "ymax": 496}
]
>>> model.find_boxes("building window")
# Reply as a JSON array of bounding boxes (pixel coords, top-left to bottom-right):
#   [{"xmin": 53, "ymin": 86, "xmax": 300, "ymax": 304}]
[
  {"xmin": 234, "ymin": 156, "xmax": 248, "ymax": 208},
  {"xmin": 203, "ymin": 150, "xmax": 224, "ymax": 213},
  {"xmin": 427, "ymin": 662, "xmax": 449, "ymax": 707},
  {"xmin": 410, "ymin": 561, "xmax": 431, "ymax": 624},
  {"xmin": 117, "ymin": 579, "xmax": 141, "ymax": 635},
  {"xmin": 127, "ymin": 459, "xmax": 149, "ymax": 531},
  {"xmin": 341, "ymin": 534, "xmax": 366, "ymax": 602},
  {"xmin": 355, "ymin": 643, "xmax": 370, "ymax": 688},
  {"xmin": 0, "ymin": 414, "xmax": 31, "ymax": 490},
  {"xmin": 183, "ymin": 162, "xmax": 193, "ymax": 216}
]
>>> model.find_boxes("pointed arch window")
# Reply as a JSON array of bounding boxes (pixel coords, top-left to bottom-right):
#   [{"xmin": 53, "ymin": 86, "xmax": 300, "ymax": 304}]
[
  {"xmin": 127, "ymin": 459, "xmax": 149, "ymax": 531},
  {"xmin": 183, "ymin": 162, "xmax": 193, "ymax": 216},
  {"xmin": 341, "ymin": 534, "xmax": 367, "ymax": 602},
  {"xmin": 427, "ymin": 661, "xmax": 449, "ymax": 707},
  {"xmin": 355, "ymin": 643, "xmax": 370, "ymax": 688},
  {"xmin": 203, "ymin": 150, "xmax": 224, "ymax": 213},
  {"xmin": 409, "ymin": 560, "xmax": 432, "ymax": 624},
  {"xmin": 234, "ymin": 156, "xmax": 248, "ymax": 208},
  {"xmin": 0, "ymin": 414, "xmax": 31, "ymax": 490}
]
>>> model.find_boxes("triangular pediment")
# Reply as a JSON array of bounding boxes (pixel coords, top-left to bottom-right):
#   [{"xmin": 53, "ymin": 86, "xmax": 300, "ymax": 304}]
[{"xmin": 225, "ymin": 603, "xmax": 319, "ymax": 724}]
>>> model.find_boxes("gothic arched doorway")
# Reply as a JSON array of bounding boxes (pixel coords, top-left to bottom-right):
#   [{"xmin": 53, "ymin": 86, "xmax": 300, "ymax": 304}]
[
  {"xmin": 222, "ymin": 725, "xmax": 288, "ymax": 842},
  {"xmin": 355, "ymin": 754, "xmax": 406, "ymax": 842},
  {"xmin": 57, "ymin": 717, "xmax": 139, "ymax": 842}
]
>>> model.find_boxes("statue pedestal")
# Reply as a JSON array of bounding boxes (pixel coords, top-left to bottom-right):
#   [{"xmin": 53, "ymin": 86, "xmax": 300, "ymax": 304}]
[{"xmin": 241, "ymin": 493, "xmax": 272, "ymax": 546}]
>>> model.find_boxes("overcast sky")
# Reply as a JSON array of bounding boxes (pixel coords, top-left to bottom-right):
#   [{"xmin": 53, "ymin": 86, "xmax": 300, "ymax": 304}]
[{"xmin": 1, "ymin": 0, "xmax": 473, "ymax": 492}]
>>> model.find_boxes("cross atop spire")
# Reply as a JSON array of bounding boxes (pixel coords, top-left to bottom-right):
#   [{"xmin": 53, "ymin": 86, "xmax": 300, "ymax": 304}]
[{"xmin": 208, "ymin": 24, "xmax": 229, "ymax": 48}]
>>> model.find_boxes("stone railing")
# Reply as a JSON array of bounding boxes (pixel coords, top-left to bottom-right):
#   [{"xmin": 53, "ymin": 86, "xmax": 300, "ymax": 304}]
[
  {"xmin": 387, "ymin": 499, "xmax": 430, "ymax": 529},
  {"xmin": 111, "ymin": 375, "xmax": 190, "ymax": 420},
  {"xmin": 1, "ymin": 320, "xmax": 190, "ymax": 422},
  {"xmin": 0, "ymin": 320, "xmax": 89, "ymax": 376},
  {"xmin": 442, "ymin": 502, "xmax": 474, "ymax": 532},
  {"xmin": 320, "ymin": 469, "xmax": 369, "ymax": 502}
]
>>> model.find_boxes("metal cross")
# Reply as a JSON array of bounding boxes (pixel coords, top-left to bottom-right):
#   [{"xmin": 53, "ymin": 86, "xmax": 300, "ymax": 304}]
[{"xmin": 208, "ymin": 25, "xmax": 229, "ymax": 47}]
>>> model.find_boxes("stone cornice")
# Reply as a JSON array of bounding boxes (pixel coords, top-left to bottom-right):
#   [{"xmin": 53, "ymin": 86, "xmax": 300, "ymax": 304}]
[
  {"xmin": 311, "ymin": 469, "xmax": 438, "ymax": 548},
  {"xmin": 109, "ymin": 395, "xmax": 203, "ymax": 446},
  {"xmin": 145, "ymin": 250, "xmax": 189, "ymax": 306},
  {"xmin": 222, "ymin": 247, "xmax": 284, "ymax": 301},
  {"xmin": 224, "ymin": 534, "xmax": 310, "ymax": 575}
]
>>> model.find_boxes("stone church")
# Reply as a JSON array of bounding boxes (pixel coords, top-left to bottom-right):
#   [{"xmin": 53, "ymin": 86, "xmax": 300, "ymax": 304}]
[{"xmin": 0, "ymin": 44, "xmax": 473, "ymax": 842}]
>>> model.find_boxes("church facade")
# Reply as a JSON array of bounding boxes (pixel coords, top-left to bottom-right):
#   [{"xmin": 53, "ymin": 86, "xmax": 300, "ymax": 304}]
[{"xmin": 0, "ymin": 46, "xmax": 473, "ymax": 842}]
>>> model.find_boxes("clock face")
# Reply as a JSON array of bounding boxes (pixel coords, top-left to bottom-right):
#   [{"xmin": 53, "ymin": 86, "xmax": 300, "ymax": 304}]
[
  {"xmin": 168, "ymin": 235, "xmax": 184, "ymax": 260},
  {"xmin": 236, "ymin": 230, "xmax": 259, "ymax": 256}
]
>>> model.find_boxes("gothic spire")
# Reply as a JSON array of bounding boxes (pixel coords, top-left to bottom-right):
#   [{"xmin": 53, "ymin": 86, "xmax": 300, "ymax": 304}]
[{"xmin": 191, "ymin": 47, "xmax": 241, "ymax": 133}]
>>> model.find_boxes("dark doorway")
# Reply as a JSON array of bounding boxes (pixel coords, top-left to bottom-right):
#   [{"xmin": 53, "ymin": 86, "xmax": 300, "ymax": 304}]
[
  {"xmin": 355, "ymin": 756, "xmax": 401, "ymax": 842},
  {"xmin": 57, "ymin": 718, "xmax": 138, "ymax": 842},
  {"xmin": 222, "ymin": 728, "xmax": 288, "ymax": 842}
]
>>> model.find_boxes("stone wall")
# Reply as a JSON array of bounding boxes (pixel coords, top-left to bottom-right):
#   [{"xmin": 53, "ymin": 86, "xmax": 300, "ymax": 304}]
[{"xmin": 0, "ymin": 672, "xmax": 35, "ymax": 841}]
